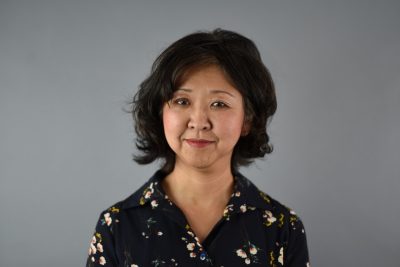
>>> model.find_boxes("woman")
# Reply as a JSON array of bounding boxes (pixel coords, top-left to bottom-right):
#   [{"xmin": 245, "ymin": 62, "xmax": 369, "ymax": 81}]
[{"xmin": 86, "ymin": 29, "xmax": 310, "ymax": 266}]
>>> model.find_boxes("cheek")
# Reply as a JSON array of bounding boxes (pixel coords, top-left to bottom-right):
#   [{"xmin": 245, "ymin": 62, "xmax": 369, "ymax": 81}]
[
  {"xmin": 162, "ymin": 107, "xmax": 183, "ymax": 138},
  {"xmin": 217, "ymin": 113, "xmax": 245, "ymax": 140}
]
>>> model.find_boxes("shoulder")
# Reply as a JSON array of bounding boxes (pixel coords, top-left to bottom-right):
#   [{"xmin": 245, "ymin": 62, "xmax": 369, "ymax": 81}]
[
  {"xmin": 235, "ymin": 172, "xmax": 306, "ymax": 231},
  {"xmin": 241, "ymin": 177, "xmax": 310, "ymax": 264},
  {"xmin": 96, "ymin": 170, "xmax": 166, "ymax": 221},
  {"xmin": 258, "ymin": 189, "xmax": 305, "ymax": 231}
]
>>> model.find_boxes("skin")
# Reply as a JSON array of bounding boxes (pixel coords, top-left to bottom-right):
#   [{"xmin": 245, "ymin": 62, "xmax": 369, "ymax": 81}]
[{"xmin": 161, "ymin": 64, "xmax": 250, "ymax": 242}]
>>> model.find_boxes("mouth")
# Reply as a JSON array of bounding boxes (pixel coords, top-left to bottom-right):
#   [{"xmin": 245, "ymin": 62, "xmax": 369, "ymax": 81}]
[{"xmin": 185, "ymin": 139, "xmax": 215, "ymax": 148}]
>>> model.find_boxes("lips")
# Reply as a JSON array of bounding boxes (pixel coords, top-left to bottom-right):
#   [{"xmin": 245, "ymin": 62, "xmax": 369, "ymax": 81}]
[{"xmin": 185, "ymin": 139, "xmax": 215, "ymax": 148}]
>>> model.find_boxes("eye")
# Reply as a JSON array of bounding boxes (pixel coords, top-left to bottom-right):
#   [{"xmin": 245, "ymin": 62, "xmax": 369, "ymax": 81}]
[
  {"xmin": 211, "ymin": 101, "xmax": 228, "ymax": 108},
  {"xmin": 173, "ymin": 98, "xmax": 190, "ymax": 106}
]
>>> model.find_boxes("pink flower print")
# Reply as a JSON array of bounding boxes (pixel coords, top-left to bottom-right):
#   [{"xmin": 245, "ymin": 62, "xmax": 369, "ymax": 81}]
[
  {"xmin": 96, "ymin": 243, "xmax": 104, "ymax": 253},
  {"xmin": 236, "ymin": 249, "xmax": 247, "ymax": 258},
  {"xmin": 235, "ymin": 242, "xmax": 261, "ymax": 264},
  {"xmin": 249, "ymin": 246, "xmax": 258, "ymax": 255},
  {"xmin": 144, "ymin": 183, "xmax": 155, "ymax": 199},
  {"xmin": 103, "ymin": 213, "xmax": 112, "ymax": 226},
  {"xmin": 145, "ymin": 191, "xmax": 152, "ymax": 199}
]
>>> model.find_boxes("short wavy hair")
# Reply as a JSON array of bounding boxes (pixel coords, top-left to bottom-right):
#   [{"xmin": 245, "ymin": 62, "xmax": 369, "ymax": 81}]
[{"xmin": 132, "ymin": 28, "xmax": 277, "ymax": 173}]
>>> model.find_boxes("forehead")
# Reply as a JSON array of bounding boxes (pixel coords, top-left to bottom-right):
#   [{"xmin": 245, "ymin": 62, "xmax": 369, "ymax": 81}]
[{"xmin": 177, "ymin": 64, "xmax": 238, "ymax": 92}]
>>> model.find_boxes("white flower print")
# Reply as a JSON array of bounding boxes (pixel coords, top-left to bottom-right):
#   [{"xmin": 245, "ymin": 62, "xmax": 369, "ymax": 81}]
[
  {"xmin": 240, "ymin": 205, "xmax": 247, "ymax": 213},
  {"xmin": 131, "ymin": 264, "xmax": 139, "ymax": 267},
  {"xmin": 187, "ymin": 231, "xmax": 195, "ymax": 237},
  {"xmin": 157, "ymin": 231, "xmax": 163, "ymax": 236},
  {"xmin": 99, "ymin": 256, "xmax": 106, "ymax": 265},
  {"xmin": 306, "ymin": 262, "xmax": 310, "ymax": 267},
  {"xmin": 187, "ymin": 243, "xmax": 195, "ymax": 251},
  {"xmin": 278, "ymin": 247, "xmax": 284, "ymax": 265},
  {"xmin": 245, "ymin": 258, "xmax": 251, "ymax": 264},
  {"xmin": 91, "ymin": 256, "xmax": 95, "ymax": 262},
  {"xmin": 151, "ymin": 200, "xmax": 158, "ymax": 208},
  {"xmin": 236, "ymin": 249, "xmax": 247, "ymax": 258},
  {"xmin": 190, "ymin": 252, "xmax": 196, "ymax": 258},
  {"xmin": 91, "ymin": 236, "xmax": 96, "ymax": 244}
]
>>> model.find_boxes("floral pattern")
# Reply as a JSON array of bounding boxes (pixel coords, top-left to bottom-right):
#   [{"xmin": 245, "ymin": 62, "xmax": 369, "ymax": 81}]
[
  {"xmin": 180, "ymin": 226, "xmax": 212, "ymax": 263},
  {"xmin": 235, "ymin": 241, "xmax": 262, "ymax": 264},
  {"xmin": 86, "ymin": 171, "xmax": 310, "ymax": 266}
]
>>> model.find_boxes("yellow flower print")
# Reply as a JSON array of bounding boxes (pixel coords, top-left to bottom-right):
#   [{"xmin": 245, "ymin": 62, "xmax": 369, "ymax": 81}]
[
  {"xmin": 109, "ymin": 206, "xmax": 120, "ymax": 213},
  {"xmin": 259, "ymin": 191, "xmax": 271, "ymax": 203},
  {"xmin": 278, "ymin": 213, "xmax": 285, "ymax": 228},
  {"xmin": 263, "ymin": 210, "xmax": 277, "ymax": 227}
]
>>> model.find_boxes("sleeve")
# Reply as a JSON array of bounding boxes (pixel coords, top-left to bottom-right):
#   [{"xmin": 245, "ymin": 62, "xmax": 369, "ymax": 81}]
[
  {"xmin": 284, "ymin": 213, "xmax": 310, "ymax": 267},
  {"xmin": 86, "ymin": 209, "xmax": 119, "ymax": 267}
]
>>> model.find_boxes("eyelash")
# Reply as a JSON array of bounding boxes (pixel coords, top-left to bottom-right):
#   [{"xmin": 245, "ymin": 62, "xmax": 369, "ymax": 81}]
[{"xmin": 172, "ymin": 98, "xmax": 229, "ymax": 108}]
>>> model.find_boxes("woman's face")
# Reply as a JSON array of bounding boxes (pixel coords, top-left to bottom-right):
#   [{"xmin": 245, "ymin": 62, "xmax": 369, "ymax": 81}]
[{"xmin": 162, "ymin": 65, "xmax": 249, "ymax": 171}]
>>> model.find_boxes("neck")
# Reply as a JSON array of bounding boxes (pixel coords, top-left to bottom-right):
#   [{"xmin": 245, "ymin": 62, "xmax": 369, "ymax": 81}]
[{"xmin": 162, "ymin": 163, "xmax": 234, "ymax": 207}]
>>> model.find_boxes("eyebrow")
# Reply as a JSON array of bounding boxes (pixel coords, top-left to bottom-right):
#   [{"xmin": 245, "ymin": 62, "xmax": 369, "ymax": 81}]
[{"xmin": 176, "ymin": 88, "xmax": 235, "ymax": 97}]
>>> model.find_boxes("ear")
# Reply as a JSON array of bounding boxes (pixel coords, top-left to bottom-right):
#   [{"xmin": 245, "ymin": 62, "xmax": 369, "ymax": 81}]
[{"xmin": 241, "ymin": 120, "xmax": 251, "ymax": 136}]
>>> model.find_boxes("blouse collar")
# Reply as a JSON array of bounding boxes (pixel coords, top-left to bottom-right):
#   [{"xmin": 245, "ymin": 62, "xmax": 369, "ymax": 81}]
[{"xmin": 121, "ymin": 170, "xmax": 274, "ymax": 214}]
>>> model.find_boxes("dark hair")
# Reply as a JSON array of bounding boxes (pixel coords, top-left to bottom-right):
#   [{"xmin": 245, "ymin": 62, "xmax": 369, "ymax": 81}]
[{"xmin": 132, "ymin": 28, "xmax": 277, "ymax": 173}]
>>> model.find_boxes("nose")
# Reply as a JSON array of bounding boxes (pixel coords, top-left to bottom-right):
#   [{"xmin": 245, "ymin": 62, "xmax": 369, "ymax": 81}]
[{"xmin": 188, "ymin": 108, "xmax": 211, "ymax": 131}]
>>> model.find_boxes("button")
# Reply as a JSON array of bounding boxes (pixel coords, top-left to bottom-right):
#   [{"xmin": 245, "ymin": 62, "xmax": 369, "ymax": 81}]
[{"xmin": 200, "ymin": 252, "xmax": 206, "ymax": 261}]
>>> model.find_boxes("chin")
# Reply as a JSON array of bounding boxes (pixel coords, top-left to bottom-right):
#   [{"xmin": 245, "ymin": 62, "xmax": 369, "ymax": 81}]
[{"xmin": 181, "ymin": 158, "xmax": 214, "ymax": 170}]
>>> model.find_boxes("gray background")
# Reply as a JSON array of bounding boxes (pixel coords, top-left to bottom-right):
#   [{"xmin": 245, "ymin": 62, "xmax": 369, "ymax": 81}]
[{"xmin": 1, "ymin": 0, "xmax": 399, "ymax": 266}]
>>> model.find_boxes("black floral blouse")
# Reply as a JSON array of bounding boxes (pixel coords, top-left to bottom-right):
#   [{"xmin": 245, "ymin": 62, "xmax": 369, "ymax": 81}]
[{"xmin": 86, "ymin": 171, "xmax": 310, "ymax": 267}]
